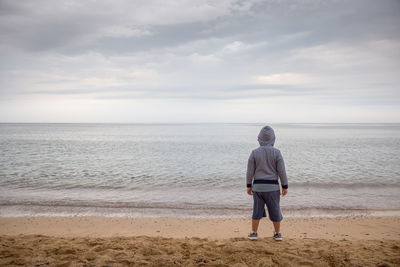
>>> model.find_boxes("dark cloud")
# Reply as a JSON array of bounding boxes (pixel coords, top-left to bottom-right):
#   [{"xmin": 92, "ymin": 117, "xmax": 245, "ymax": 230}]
[{"xmin": 1, "ymin": 0, "xmax": 398, "ymax": 55}]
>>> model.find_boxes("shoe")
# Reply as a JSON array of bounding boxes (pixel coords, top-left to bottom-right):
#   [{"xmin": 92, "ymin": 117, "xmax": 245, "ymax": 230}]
[
  {"xmin": 248, "ymin": 232, "xmax": 258, "ymax": 240},
  {"xmin": 273, "ymin": 232, "xmax": 282, "ymax": 241}
]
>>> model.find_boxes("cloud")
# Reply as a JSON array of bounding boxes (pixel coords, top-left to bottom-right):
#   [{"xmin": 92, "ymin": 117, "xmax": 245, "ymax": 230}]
[
  {"xmin": 254, "ymin": 73, "xmax": 314, "ymax": 86},
  {"xmin": 0, "ymin": 0, "xmax": 399, "ymax": 122},
  {"xmin": 97, "ymin": 26, "xmax": 153, "ymax": 39}
]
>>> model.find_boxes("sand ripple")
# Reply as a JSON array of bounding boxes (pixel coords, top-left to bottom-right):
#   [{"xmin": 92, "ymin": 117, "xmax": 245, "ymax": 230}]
[{"xmin": 1, "ymin": 235, "xmax": 399, "ymax": 266}]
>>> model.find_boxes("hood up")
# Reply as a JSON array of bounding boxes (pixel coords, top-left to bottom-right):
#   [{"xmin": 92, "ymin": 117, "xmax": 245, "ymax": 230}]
[{"xmin": 258, "ymin": 125, "xmax": 275, "ymax": 146}]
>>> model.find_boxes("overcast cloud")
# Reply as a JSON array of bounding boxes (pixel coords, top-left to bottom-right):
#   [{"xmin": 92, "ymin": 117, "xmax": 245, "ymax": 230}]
[{"xmin": 0, "ymin": 0, "xmax": 399, "ymax": 123}]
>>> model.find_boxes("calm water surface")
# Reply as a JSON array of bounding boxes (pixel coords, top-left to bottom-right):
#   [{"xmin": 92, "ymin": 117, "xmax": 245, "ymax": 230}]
[{"xmin": 0, "ymin": 123, "xmax": 399, "ymax": 217}]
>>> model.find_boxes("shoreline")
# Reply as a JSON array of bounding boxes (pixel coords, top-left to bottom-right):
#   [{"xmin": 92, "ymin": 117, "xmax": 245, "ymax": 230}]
[
  {"xmin": 1, "ymin": 215, "xmax": 399, "ymax": 240},
  {"xmin": 2, "ymin": 203, "xmax": 400, "ymax": 219}
]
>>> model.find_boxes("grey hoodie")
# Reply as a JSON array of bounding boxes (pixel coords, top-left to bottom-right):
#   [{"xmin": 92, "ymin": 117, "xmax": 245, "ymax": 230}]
[{"xmin": 246, "ymin": 126, "xmax": 288, "ymax": 189}]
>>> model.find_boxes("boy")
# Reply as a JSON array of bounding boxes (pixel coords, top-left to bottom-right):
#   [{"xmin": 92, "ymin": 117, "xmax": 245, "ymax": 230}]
[{"xmin": 246, "ymin": 125, "xmax": 288, "ymax": 241}]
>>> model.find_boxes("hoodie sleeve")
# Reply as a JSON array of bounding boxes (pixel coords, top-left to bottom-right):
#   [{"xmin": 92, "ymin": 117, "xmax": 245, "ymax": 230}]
[
  {"xmin": 276, "ymin": 150, "xmax": 288, "ymax": 189},
  {"xmin": 246, "ymin": 151, "xmax": 255, "ymax": 188}
]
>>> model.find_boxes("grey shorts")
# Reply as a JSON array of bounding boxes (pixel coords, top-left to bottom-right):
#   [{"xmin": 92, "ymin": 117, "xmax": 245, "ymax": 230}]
[{"xmin": 252, "ymin": 190, "xmax": 283, "ymax": 222}]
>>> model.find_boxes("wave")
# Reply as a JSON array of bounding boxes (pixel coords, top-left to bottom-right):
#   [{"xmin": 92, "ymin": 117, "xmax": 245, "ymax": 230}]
[
  {"xmin": 287, "ymin": 181, "xmax": 400, "ymax": 188},
  {"xmin": 0, "ymin": 199, "xmax": 247, "ymax": 211},
  {"xmin": 1, "ymin": 199, "xmax": 399, "ymax": 213},
  {"xmin": 2, "ymin": 180, "xmax": 400, "ymax": 191}
]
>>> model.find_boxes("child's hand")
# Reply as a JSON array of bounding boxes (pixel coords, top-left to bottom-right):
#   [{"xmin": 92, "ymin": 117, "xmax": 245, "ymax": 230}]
[
  {"xmin": 281, "ymin": 189, "xmax": 288, "ymax": 196},
  {"xmin": 247, "ymin": 187, "xmax": 253, "ymax": 195}
]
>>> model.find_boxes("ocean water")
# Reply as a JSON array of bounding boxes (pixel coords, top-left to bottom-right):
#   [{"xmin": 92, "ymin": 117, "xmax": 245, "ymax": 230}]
[{"xmin": 0, "ymin": 123, "xmax": 399, "ymax": 218}]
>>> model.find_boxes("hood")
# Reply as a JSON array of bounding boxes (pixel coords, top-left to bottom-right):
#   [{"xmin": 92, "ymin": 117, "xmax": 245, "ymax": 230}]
[{"xmin": 258, "ymin": 125, "xmax": 275, "ymax": 146}]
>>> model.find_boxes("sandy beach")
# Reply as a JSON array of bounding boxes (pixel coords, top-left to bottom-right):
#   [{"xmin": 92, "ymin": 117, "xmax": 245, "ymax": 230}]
[{"xmin": 1, "ymin": 216, "xmax": 399, "ymax": 266}]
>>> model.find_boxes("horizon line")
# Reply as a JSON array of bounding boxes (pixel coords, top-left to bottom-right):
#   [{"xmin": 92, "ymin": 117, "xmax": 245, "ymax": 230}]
[{"xmin": 1, "ymin": 122, "xmax": 400, "ymax": 125}]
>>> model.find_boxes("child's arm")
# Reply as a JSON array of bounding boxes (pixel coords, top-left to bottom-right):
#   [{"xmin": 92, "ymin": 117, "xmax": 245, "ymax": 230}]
[
  {"xmin": 246, "ymin": 151, "xmax": 255, "ymax": 194},
  {"xmin": 276, "ymin": 150, "xmax": 288, "ymax": 191}
]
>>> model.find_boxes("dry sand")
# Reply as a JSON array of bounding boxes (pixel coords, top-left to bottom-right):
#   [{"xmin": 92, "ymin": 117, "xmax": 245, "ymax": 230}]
[{"xmin": 1, "ymin": 216, "xmax": 399, "ymax": 266}]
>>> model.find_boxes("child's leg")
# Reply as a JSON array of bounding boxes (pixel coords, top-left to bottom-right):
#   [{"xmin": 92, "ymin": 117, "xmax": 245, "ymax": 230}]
[
  {"xmin": 273, "ymin": 221, "xmax": 280, "ymax": 233},
  {"xmin": 252, "ymin": 219, "xmax": 260, "ymax": 232},
  {"xmin": 251, "ymin": 192, "xmax": 266, "ymax": 233},
  {"xmin": 263, "ymin": 191, "xmax": 283, "ymax": 233}
]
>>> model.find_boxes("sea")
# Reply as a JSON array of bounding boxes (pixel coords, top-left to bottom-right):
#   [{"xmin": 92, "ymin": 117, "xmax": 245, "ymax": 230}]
[{"xmin": 0, "ymin": 123, "xmax": 399, "ymax": 218}]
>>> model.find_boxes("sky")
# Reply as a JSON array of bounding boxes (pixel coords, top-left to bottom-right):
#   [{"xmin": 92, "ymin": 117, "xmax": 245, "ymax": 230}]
[{"xmin": 0, "ymin": 0, "xmax": 399, "ymax": 123}]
